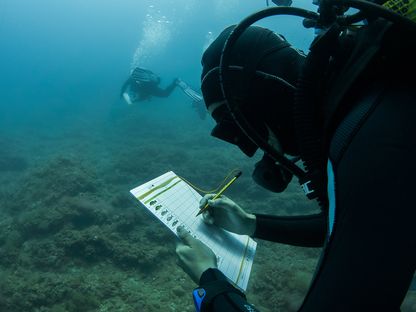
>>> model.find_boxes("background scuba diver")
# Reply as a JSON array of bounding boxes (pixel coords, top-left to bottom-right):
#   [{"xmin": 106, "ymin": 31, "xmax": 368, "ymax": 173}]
[
  {"xmin": 175, "ymin": 6, "xmax": 416, "ymax": 311},
  {"xmin": 120, "ymin": 67, "xmax": 207, "ymax": 119},
  {"xmin": 120, "ymin": 67, "xmax": 178, "ymax": 104}
]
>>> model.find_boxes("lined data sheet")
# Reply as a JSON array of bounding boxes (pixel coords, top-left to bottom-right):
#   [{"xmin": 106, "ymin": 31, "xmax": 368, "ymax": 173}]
[{"xmin": 130, "ymin": 171, "xmax": 257, "ymax": 291}]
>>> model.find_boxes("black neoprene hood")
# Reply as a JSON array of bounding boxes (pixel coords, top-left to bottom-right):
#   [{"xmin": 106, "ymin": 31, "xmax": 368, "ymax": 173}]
[{"xmin": 200, "ymin": 25, "xmax": 306, "ymax": 156}]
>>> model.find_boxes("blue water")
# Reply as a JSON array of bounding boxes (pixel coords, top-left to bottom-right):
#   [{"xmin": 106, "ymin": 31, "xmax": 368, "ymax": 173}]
[{"xmin": 0, "ymin": 0, "xmax": 315, "ymax": 134}]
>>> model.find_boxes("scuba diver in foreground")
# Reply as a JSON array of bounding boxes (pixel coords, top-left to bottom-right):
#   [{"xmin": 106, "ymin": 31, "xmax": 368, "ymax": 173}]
[
  {"xmin": 175, "ymin": 0, "xmax": 416, "ymax": 311},
  {"xmin": 120, "ymin": 67, "xmax": 206, "ymax": 119}
]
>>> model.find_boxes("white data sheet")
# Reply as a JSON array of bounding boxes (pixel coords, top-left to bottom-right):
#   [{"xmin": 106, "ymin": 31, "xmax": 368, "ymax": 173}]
[{"xmin": 130, "ymin": 171, "xmax": 257, "ymax": 291}]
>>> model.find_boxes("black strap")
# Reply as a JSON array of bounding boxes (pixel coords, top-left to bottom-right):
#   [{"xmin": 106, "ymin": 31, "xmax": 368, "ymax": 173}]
[
  {"xmin": 329, "ymin": 84, "xmax": 383, "ymax": 164},
  {"xmin": 323, "ymin": 20, "xmax": 392, "ymax": 136},
  {"xmin": 198, "ymin": 280, "xmax": 246, "ymax": 310}
]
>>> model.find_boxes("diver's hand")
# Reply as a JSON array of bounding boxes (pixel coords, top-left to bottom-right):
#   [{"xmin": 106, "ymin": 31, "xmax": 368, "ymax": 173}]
[
  {"xmin": 176, "ymin": 226, "xmax": 217, "ymax": 284},
  {"xmin": 200, "ymin": 195, "xmax": 256, "ymax": 236}
]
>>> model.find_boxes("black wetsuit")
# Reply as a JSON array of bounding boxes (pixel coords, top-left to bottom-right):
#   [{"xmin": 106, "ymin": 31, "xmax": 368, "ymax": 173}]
[
  {"xmin": 120, "ymin": 70, "xmax": 177, "ymax": 102},
  {"xmin": 196, "ymin": 26, "xmax": 416, "ymax": 311}
]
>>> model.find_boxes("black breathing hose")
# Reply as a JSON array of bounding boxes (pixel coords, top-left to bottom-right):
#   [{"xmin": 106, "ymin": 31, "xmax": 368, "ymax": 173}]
[{"xmin": 219, "ymin": 7, "xmax": 319, "ymax": 180}]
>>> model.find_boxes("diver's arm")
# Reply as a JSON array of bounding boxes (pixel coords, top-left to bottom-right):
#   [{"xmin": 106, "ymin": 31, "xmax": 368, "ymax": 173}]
[
  {"xmin": 200, "ymin": 194, "xmax": 326, "ymax": 247},
  {"xmin": 120, "ymin": 77, "xmax": 132, "ymax": 98},
  {"xmin": 196, "ymin": 269, "xmax": 260, "ymax": 312},
  {"xmin": 176, "ymin": 225, "xmax": 260, "ymax": 311},
  {"xmin": 195, "ymin": 215, "xmax": 327, "ymax": 311},
  {"xmin": 252, "ymin": 212, "xmax": 327, "ymax": 247}
]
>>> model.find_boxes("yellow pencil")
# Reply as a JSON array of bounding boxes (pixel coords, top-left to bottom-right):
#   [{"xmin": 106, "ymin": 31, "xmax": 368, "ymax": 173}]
[{"xmin": 196, "ymin": 171, "xmax": 242, "ymax": 217}]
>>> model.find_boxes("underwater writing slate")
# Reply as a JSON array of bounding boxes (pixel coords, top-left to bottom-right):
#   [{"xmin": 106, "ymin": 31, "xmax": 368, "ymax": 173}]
[{"xmin": 130, "ymin": 171, "xmax": 257, "ymax": 291}]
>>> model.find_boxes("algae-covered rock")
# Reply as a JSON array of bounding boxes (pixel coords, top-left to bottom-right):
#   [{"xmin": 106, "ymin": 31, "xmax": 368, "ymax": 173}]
[
  {"xmin": 10, "ymin": 157, "xmax": 101, "ymax": 215},
  {"xmin": 56, "ymin": 226, "xmax": 113, "ymax": 263},
  {"xmin": 17, "ymin": 195, "xmax": 110, "ymax": 238},
  {"xmin": 287, "ymin": 270, "xmax": 313, "ymax": 293},
  {"xmin": 18, "ymin": 239, "xmax": 65, "ymax": 269},
  {"xmin": 0, "ymin": 155, "xmax": 28, "ymax": 172}
]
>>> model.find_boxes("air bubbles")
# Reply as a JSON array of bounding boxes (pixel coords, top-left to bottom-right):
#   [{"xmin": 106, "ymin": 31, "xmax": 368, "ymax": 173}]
[
  {"xmin": 156, "ymin": 15, "xmax": 170, "ymax": 24},
  {"xmin": 131, "ymin": 4, "xmax": 173, "ymax": 68}
]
